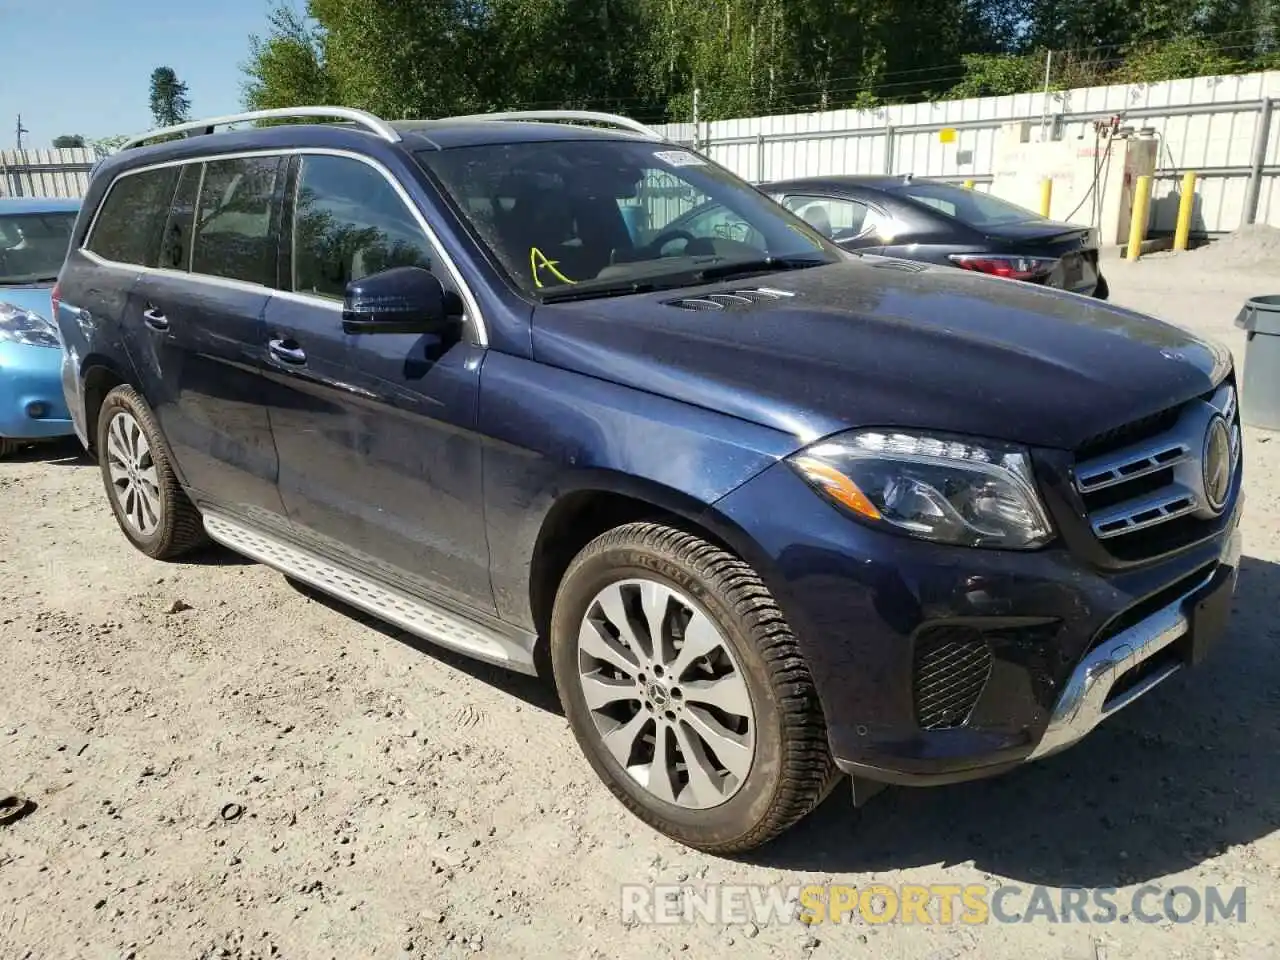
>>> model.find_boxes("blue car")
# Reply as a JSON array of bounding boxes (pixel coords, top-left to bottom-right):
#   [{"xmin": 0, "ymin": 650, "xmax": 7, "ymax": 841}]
[
  {"xmin": 54, "ymin": 107, "xmax": 1243, "ymax": 853},
  {"xmin": 0, "ymin": 196, "xmax": 80, "ymax": 457}
]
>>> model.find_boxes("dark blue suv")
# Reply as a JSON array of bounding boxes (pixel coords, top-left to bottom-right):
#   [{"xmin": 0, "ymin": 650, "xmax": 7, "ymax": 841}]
[{"xmin": 53, "ymin": 106, "xmax": 1244, "ymax": 853}]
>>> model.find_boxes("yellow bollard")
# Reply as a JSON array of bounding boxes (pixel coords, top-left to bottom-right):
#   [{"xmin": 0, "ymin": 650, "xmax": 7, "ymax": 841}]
[
  {"xmin": 1039, "ymin": 178, "xmax": 1053, "ymax": 217},
  {"xmin": 1173, "ymin": 171, "xmax": 1197, "ymax": 251},
  {"xmin": 963, "ymin": 179, "xmax": 975, "ymax": 189},
  {"xmin": 1127, "ymin": 174, "xmax": 1153, "ymax": 262}
]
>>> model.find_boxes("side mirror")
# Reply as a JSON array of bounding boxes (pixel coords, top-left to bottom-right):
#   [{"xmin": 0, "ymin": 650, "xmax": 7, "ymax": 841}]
[{"xmin": 342, "ymin": 266, "xmax": 457, "ymax": 336}]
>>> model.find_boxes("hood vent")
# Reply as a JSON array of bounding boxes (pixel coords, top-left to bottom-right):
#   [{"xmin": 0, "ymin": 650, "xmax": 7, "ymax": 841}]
[
  {"xmin": 666, "ymin": 287, "xmax": 794, "ymax": 312},
  {"xmin": 864, "ymin": 256, "xmax": 928, "ymax": 273}
]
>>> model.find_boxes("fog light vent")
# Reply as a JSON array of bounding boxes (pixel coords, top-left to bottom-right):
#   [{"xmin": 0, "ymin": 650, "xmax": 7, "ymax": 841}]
[{"xmin": 912, "ymin": 625, "xmax": 994, "ymax": 731}]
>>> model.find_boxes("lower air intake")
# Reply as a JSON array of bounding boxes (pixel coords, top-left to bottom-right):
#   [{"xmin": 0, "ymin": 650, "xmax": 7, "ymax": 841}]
[{"xmin": 912, "ymin": 626, "xmax": 994, "ymax": 731}]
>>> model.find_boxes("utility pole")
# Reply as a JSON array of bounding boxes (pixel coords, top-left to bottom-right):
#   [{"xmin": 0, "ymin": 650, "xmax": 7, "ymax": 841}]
[
  {"xmin": 15, "ymin": 114, "xmax": 28, "ymax": 151},
  {"xmin": 692, "ymin": 87, "xmax": 700, "ymax": 152},
  {"xmin": 1038, "ymin": 51, "xmax": 1053, "ymax": 142}
]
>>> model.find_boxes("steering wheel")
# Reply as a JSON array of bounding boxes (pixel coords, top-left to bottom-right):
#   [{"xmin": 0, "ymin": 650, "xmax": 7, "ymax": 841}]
[{"xmin": 644, "ymin": 229, "xmax": 696, "ymax": 256}]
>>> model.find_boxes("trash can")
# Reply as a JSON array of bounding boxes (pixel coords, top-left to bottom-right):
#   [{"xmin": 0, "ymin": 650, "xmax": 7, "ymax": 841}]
[{"xmin": 1235, "ymin": 294, "xmax": 1280, "ymax": 430}]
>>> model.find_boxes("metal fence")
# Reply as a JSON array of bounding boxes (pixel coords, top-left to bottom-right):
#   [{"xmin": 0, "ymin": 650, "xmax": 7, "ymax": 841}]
[
  {"xmin": 657, "ymin": 69, "xmax": 1280, "ymax": 235},
  {"xmin": 0, "ymin": 148, "xmax": 95, "ymax": 200},
  {"xmin": 10, "ymin": 70, "xmax": 1280, "ymax": 233}
]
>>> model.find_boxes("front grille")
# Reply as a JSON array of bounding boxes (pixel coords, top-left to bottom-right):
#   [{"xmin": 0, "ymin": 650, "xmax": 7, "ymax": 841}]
[
  {"xmin": 1072, "ymin": 381, "xmax": 1240, "ymax": 561},
  {"xmin": 912, "ymin": 626, "xmax": 994, "ymax": 731}
]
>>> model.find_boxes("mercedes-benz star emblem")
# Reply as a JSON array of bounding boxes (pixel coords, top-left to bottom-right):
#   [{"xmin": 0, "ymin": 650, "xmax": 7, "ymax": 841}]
[
  {"xmin": 1202, "ymin": 415, "xmax": 1232, "ymax": 513},
  {"xmin": 647, "ymin": 683, "xmax": 669, "ymax": 708}
]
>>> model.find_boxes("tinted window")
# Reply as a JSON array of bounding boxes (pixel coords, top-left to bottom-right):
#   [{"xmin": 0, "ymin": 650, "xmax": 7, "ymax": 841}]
[
  {"xmin": 898, "ymin": 183, "xmax": 1041, "ymax": 228},
  {"xmin": 0, "ymin": 211, "xmax": 77, "ymax": 284},
  {"xmin": 86, "ymin": 167, "xmax": 180, "ymax": 266},
  {"xmin": 419, "ymin": 141, "xmax": 838, "ymax": 298},
  {"xmin": 291, "ymin": 154, "xmax": 436, "ymax": 300},
  {"xmin": 191, "ymin": 156, "xmax": 283, "ymax": 287},
  {"xmin": 157, "ymin": 164, "xmax": 202, "ymax": 272}
]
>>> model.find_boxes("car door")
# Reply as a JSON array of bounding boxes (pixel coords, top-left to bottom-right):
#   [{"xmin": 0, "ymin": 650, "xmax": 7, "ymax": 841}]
[
  {"xmin": 776, "ymin": 193, "xmax": 890, "ymax": 252},
  {"xmin": 259, "ymin": 152, "xmax": 494, "ymax": 613},
  {"xmin": 123, "ymin": 155, "xmax": 288, "ymax": 518}
]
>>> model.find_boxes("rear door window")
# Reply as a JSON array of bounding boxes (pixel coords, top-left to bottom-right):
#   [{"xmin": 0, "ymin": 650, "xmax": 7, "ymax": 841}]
[
  {"xmin": 157, "ymin": 164, "xmax": 202, "ymax": 272},
  {"xmin": 289, "ymin": 154, "xmax": 438, "ymax": 300},
  {"xmin": 85, "ymin": 167, "xmax": 181, "ymax": 267},
  {"xmin": 190, "ymin": 156, "xmax": 284, "ymax": 287}
]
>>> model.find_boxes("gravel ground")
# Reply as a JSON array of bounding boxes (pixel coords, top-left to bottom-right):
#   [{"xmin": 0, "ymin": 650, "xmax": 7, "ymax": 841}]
[{"xmin": 4, "ymin": 245, "xmax": 1280, "ymax": 960}]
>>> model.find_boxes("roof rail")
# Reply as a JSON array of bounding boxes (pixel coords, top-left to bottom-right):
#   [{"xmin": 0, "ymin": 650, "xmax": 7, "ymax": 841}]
[
  {"xmin": 441, "ymin": 110, "xmax": 664, "ymax": 141},
  {"xmin": 119, "ymin": 106, "xmax": 401, "ymax": 151}
]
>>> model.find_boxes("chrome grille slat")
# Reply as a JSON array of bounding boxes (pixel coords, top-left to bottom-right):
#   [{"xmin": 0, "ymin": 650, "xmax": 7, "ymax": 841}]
[{"xmin": 1073, "ymin": 383, "xmax": 1240, "ymax": 548}]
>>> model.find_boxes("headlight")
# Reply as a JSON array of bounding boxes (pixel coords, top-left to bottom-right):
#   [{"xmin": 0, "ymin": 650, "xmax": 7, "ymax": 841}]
[
  {"xmin": 789, "ymin": 429, "xmax": 1054, "ymax": 549},
  {"xmin": 0, "ymin": 302, "xmax": 59, "ymax": 348}
]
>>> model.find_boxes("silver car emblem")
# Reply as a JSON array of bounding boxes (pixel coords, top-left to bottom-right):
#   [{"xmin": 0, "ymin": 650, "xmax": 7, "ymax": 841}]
[{"xmin": 1201, "ymin": 415, "xmax": 1232, "ymax": 513}]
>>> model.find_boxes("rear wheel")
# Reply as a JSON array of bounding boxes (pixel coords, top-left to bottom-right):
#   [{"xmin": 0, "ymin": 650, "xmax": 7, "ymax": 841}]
[
  {"xmin": 96, "ymin": 385, "xmax": 208, "ymax": 560},
  {"xmin": 1093, "ymin": 275, "xmax": 1110, "ymax": 300},
  {"xmin": 550, "ymin": 521, "xmax": 837, "ymax": 853},
  {"xmin": 0, "ymin": 438, "xmax": 23, "ymax": 459}
]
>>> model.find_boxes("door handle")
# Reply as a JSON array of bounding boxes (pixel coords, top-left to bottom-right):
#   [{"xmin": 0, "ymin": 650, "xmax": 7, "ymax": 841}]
[
  {"xmin": 141, "ymin": 306, "xmax": 169, "ymax": 331},
  {"xmin": 268, "ymin": 338, "xmax": 307, "ymax": 365}
]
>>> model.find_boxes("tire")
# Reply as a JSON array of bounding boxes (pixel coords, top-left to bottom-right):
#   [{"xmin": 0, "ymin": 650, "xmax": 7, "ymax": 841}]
[
  {"xmin": 1093, "ymin": 275, "xmax": 1110, "ymax": 300},
  {"xmin": 550, "ymin": 521, "xmax": 838, "ymax": 853},
  {"xmin": 96, "ymin": 384, "xmax": 208, "ymax": 560},
  {"xmin": 0, "ymin": 438, "xmax": 22, "ymax": 459}
]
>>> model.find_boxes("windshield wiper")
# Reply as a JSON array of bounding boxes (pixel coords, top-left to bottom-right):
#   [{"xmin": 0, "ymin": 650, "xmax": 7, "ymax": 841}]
[
  {"xmin": 694, "ymin": 256, "xmax": 826, "ymax": 283},
  {"xmin": 540, "ymin": 280, "xmax": 660, "ymax": 304}
]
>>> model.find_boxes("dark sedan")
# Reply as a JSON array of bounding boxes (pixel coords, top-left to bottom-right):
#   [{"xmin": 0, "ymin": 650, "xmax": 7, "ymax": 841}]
[{"xmin": 756, "ymin": 175, "xmax": 1108, "ymax": 299}]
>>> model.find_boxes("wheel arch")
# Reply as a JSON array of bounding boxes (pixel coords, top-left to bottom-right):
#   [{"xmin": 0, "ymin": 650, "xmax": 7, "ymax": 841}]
[
  {"xmin": 526, "ymin": 469, "xmax": 786, "ymax": 652},
  {"xmin": 80, "ymin": 354, "xmax": 136, "ymax": 455}
]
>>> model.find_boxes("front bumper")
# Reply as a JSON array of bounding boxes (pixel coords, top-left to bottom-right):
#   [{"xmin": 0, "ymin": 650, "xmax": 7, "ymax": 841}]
[
  {"xmin": 0, "ymin": 340, "xmax": 74, "ymax": 440},
  {"xmin": 712, "ymin": 457, "xmax": 1244, "ymax": 787}
]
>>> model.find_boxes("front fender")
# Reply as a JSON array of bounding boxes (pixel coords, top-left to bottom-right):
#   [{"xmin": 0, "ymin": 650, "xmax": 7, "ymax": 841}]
[{"xmin": 478, "ymin": 351, "xmax": 801, "ymax": 628}]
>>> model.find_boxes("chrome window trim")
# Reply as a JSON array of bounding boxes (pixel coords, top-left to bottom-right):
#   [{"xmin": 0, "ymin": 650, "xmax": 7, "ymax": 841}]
[{"xmin": 79, "ymin": 147, "xmax": 488, "ymax": 346}]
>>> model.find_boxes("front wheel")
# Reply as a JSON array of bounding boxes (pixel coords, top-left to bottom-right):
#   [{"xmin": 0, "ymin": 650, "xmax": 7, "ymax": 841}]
[
  {"xmin": 96, "ymin": 385, "xmax": 208, "ymax": 560},
  {"xmin": 550, "ymin": 521, "xmax": 838, "ymax": 853}
]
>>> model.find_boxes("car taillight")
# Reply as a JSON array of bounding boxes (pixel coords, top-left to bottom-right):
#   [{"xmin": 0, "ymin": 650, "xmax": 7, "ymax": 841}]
[{"xmin": 949, "ymin": 254, "xmax": 1058, "ymax": 281}]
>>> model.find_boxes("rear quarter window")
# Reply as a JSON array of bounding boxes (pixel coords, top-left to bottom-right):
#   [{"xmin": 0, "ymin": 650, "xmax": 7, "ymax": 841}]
[{"xmin": 85, "ymin": 166, "xmax": 181, "ymax": 266}]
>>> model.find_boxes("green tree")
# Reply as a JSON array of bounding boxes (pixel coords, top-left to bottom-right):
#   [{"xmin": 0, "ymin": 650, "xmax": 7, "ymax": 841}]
[
  {"xmin": 242, "ymin": 4, "xmax": 336, "ymax": 111},
  {"xmin": 52, "ymin": 134, "xmax": 86, "ymax": 149},
  {"xmin": 149, "ymin": 66, "xmax": 192, "ymax": 127}
]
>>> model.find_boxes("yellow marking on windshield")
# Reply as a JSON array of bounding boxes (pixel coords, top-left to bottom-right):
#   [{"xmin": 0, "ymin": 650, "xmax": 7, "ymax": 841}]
[{"xmin": 530, "ymin": 247, "xmax": 576, "ymax": 288}]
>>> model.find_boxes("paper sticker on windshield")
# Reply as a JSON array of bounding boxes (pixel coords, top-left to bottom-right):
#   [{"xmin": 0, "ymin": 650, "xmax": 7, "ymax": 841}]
[{"xmin": 654, "ymin": 150, "xmax": 706, "ymax": 167}]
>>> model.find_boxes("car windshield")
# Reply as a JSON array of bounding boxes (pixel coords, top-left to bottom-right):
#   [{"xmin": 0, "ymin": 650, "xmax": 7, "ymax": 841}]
[
  {"xmin": 896, "ymin": 183, "xmax": 1043, "ymax": 228},
  {"xmin": 417, "ymin": 140, "xmax": 841, "ymax": 299},
  {"xmin": 0, "ymin": 211, "xmax": 77, "ymax": 285}
]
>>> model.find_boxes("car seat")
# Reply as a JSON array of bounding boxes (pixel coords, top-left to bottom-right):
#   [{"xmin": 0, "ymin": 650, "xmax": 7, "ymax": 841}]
[{"xmin": 797, "ymin": 203, "xmax": 833, "ymax": 239}]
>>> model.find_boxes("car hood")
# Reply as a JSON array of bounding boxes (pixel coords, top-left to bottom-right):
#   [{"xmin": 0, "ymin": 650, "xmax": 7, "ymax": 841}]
[
  {"xmin": 0, "ymin": 285, "xmax": 55, "ymax": 320},
  {"xmin": 529, "ymin": 259, "xmax": 1230, "ymax": 452}
]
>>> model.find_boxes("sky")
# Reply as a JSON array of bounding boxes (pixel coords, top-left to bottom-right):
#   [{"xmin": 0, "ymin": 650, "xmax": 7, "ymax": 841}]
[{"xmin": 1, "ymin": 0, "xmax": 278, "ymax": 150}]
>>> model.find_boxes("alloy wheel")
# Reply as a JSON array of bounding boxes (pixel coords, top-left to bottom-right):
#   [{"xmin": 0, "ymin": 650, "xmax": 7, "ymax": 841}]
[
  {"xmin": 576, "ymin": 577, "xmax": 757, "ymax": 809},
  {"xmin": 105, "ymin": 410, "xmax": 162, "ymax": 538}
]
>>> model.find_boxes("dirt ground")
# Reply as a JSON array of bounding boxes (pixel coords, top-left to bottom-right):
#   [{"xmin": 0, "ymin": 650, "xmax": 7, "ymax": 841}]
[{"xmin": 4, "ymin": 243, "xmax": 1280, "ymax": 960}]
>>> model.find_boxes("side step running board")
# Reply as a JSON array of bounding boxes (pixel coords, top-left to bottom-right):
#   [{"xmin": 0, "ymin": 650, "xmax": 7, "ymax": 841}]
[{"xmin": 203, "ymin": 512, "xmax": 539, "ymax": 675}]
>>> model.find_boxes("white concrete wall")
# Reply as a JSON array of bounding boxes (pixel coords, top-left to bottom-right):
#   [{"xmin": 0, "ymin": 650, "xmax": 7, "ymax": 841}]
[{"xmin": 657, "ymin": 71, "xmax": 1280, "ymax": 235}]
